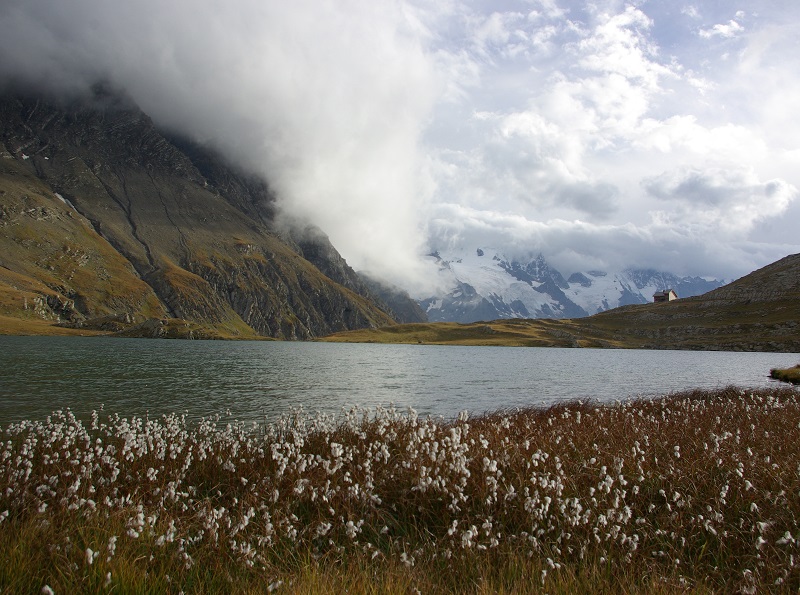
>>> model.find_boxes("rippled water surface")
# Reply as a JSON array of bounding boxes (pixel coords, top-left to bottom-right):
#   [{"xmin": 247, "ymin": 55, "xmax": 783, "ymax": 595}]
[{"xmin": 1, "ymin": 336, "xmax": 797, "ymax": 425}]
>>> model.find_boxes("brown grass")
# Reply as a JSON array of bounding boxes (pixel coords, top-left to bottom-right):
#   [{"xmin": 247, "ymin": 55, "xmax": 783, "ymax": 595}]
[
  {"xmin": 0, "ymin": 314, "xmax": 106, "ymax": 336},
  {"xmin": 2, "ymin": 387, "xmax": 799, "ymax": 593}
]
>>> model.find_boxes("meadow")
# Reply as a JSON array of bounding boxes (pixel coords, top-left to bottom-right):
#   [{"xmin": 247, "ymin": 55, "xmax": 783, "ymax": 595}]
[{"xmin": 2, "ymin": 386, "xmax": 799, "ymax": 593}]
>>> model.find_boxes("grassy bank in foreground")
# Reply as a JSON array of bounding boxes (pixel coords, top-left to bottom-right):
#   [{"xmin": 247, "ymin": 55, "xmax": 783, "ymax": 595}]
[{"xmin": 2, "ymin": 387, "xmax": 800, "ymax": 593}]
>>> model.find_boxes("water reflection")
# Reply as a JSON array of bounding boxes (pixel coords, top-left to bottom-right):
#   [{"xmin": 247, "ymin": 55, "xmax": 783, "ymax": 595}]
[{"xmin": 1, "ymin": 336, "xmax": 797, "ymax": 425}]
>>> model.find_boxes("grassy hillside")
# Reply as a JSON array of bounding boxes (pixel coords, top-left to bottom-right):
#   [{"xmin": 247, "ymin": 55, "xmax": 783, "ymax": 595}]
[
  {"xmin": 0, "ymin": 92, "xmax": 396, "ymax": 339},
  {"xmin": 0, "ymin": 145, "xmax": 169, "ymax": 325},
  {"xmin": 322, "ymin": 253, "xmax": 800, "ymax": 352}
]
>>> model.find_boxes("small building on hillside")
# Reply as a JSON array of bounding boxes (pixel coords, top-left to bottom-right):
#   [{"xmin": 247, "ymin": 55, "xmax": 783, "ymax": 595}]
[{"xmin": 653, "ymin": 289, "xmax": 678, "ymax": 303}]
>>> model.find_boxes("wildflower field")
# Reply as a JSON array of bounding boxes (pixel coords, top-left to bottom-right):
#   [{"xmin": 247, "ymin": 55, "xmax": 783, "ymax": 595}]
[{"xmin": 2, "ymin": 386, "xmax": 800, "ymax": 593}]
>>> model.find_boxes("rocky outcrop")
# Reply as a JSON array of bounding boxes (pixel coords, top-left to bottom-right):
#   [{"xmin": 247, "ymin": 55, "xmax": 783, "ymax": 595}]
[
  {"xmin": 359, "ymin": 272, "xmax": 428, "ymax": 324},
  {"xmin": 0, "ymin": 88, "xmax": 395, "ymax": 338},
  {"xmin": 293, "ymin": 224, "xmax": 427, "ymax": 324}
]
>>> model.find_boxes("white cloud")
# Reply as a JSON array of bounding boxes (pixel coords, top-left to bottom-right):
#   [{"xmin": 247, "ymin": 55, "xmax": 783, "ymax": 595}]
[
  {"xmin": 632, "ymin": 117, "xmax": 767, "ymax": 160},
  {"xmin": 0, "ymin": 0, "xmax": 444, "ymax": 290},
  {"xmin": 422, "ymin": 1, "xmax": 800, "ymax": 280},
  {"xmin": 644, "ymin": 166, "xmax": 797, "ymax": 234},
  {"xmin": 576, "ymin": 7, "xmax": 666, "ymax": 88},
  {"xmin": 425, "ymin": 201, "xmax": 793, "ymax": 283},
  {"xmin": 699, "ymin": 20, "xmax": 744, "ymax": 39},
  {"xmin": 528, "ymin": 0, "xmax": 568, "ymax": 22},
  {"xmin": 472, "ymin": 11, "xmax": 523, "ymax": 54},
  {"xmin": 681, "ymin": 6, "xmax": 700, "ymax": 20},
  {"xmin": 429, "ymin": 5, "xmax": 673, "ymax": 220}
]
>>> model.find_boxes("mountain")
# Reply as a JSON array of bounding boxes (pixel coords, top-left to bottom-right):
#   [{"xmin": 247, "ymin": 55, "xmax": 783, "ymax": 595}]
[
  {"xmin": 0, "ymin": 88, "xmax": 410, "ymax": 338},
  {"xmin": 581, "ymin": 252, "xmax": 800, "ymax": 351},
  {"xmin": 358, "ymin": 272, "xmax": 428, "ymax": 324},
  {"xmin": 419, "ymin": 248, "xmax": 724, "ymax": 323},
  {"xmin": 324, "ymin": 252, "xmax": 800, "ymax": 352}
]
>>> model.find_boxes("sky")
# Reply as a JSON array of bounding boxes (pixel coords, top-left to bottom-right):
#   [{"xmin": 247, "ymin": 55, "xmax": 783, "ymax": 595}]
[{"xmin": 1, "ymin": 0, "xmax": 799, "ymax": 295}]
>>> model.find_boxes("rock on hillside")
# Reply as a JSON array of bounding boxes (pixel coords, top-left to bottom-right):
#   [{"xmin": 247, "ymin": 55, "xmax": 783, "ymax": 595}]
[
  {"xmin": 290, "ymin": 224, "xmax": 426, "ymax": 324},
  {"xmin": 358, "ymin": 272, "xmax": 428, "ymax": 324},
  {"xmin": 0, "ymin": 88, "xmax": 395, "ymax": 338}
]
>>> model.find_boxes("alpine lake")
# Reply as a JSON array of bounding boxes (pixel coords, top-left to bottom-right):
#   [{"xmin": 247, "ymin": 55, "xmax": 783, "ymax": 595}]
[{"xmin": 1, "ymin": 335, "xmax": 798, "ymax": 426}]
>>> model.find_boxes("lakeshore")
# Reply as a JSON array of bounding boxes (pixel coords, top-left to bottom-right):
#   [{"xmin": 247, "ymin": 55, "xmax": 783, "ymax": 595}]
[{"xmin": 2, "ymin": 386, "xmax": 799, "ymax": 593}]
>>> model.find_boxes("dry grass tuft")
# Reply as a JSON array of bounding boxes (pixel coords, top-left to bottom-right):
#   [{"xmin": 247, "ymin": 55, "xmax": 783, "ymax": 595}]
[{"xmin": 770, "ymin": 365, "xmax": 800, "ymax": 385}]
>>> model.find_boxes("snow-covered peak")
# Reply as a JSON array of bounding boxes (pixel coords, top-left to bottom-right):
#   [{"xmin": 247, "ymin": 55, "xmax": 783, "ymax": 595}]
[{"xmin": 419, "ymin": 249, "xmax": 725, "ymax": 323}]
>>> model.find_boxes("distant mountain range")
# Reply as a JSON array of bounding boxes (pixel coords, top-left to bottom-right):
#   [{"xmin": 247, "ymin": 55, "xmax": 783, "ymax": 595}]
[
  {"xmin": 325, "ymin": 252, "xmax": 800, "ymax": 352},
  {"xmin": 419, "ymin": 248, "xmax": 725, "ymax": 323}
]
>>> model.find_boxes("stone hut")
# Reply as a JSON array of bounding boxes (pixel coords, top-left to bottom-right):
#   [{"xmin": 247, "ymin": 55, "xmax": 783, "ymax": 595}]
[{"xmin": 653, "ymin": 289, "xmax": 678, "ymax": 302}]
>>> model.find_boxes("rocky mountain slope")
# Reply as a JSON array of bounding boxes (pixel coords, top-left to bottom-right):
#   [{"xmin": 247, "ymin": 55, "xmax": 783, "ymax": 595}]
[
  {"xmin": 0, "ymin": 88, "xmax": 421, "ymax": 338},
  {"xmin": 325, "ymin": 252, "xmax": 800, "ymax": 352},
  {"xmin": 419, "ymin": 248, "xmax": 724, "ymax": 323}
]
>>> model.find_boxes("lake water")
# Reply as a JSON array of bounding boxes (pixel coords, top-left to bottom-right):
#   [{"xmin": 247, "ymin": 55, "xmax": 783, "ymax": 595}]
[{"xmin": 1, "ymin": 336, "xmax": 798, "ymax": 426}]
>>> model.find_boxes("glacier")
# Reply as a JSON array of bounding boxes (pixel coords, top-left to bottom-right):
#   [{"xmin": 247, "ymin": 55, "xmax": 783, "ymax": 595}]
[{"xmin": 418, "ymin": 248, "xmax": 725, "ymax": 323}]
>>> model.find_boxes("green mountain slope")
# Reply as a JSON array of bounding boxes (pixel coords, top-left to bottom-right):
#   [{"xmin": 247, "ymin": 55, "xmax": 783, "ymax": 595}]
[
  {"xmin": 323, "ymin": 253, "xmax": 800, "ymax": 352},
  {"xmin": 0, "ymin": 90, "xmax": 397, "ymax": 338}
]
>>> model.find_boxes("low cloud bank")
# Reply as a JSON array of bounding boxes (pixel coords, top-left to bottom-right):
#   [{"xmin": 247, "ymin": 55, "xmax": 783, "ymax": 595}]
[{"xmin": 1, "ymin": 1, "xmax": 798, "ymax": 294}]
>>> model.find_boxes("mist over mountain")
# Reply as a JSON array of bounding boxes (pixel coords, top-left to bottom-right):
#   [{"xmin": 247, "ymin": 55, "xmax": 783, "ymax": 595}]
[
  {"xmin": 0, "ymin": 89, "xmax": 427, "ymax": 337},
  {"xmin": 1, "ymin": 0, "xmax": 798, "ymax": 295}
]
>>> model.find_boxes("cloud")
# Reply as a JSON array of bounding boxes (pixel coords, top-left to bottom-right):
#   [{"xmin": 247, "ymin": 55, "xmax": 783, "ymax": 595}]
[
  {"xmin": 1, "ymin": 0, "xmax": 798, "ymax": 291},
  {"xmin": 632, "ymin": 117, "xmax": 767, "ymax": 160},
  {"xmin": 426, "ymin": 200, "xmax": 796, "ymax": 286},
  {"xmin": 699, "ymin": 20, "xmax": 744, "ymax": 39},
  {"xmin": 681, "ymin": 6, "xmax": 700, "ymax": 20},
  {"xmin": 644, "ymin": 166, "xmax": 797, "ymax": 233},
  {"xmin": 428, "ymin": 5, "xmax": 673, "ymax": 222},
  {"xmin": 0, "ymin": 0, "xmax": 442, "ymax": 291},
  {"xmin": 421, "ymin": 2, "xmax": 800, "ymax": 283},
  {"xmin": 575, "ymin": 7, "xmax": 668, "ymax": 89}
]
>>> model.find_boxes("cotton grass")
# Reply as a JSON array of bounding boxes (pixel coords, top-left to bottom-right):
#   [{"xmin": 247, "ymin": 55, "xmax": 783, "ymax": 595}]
[{"xmin": 1, "ymin": 386, "xmax": 800, "ymax": 593}]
